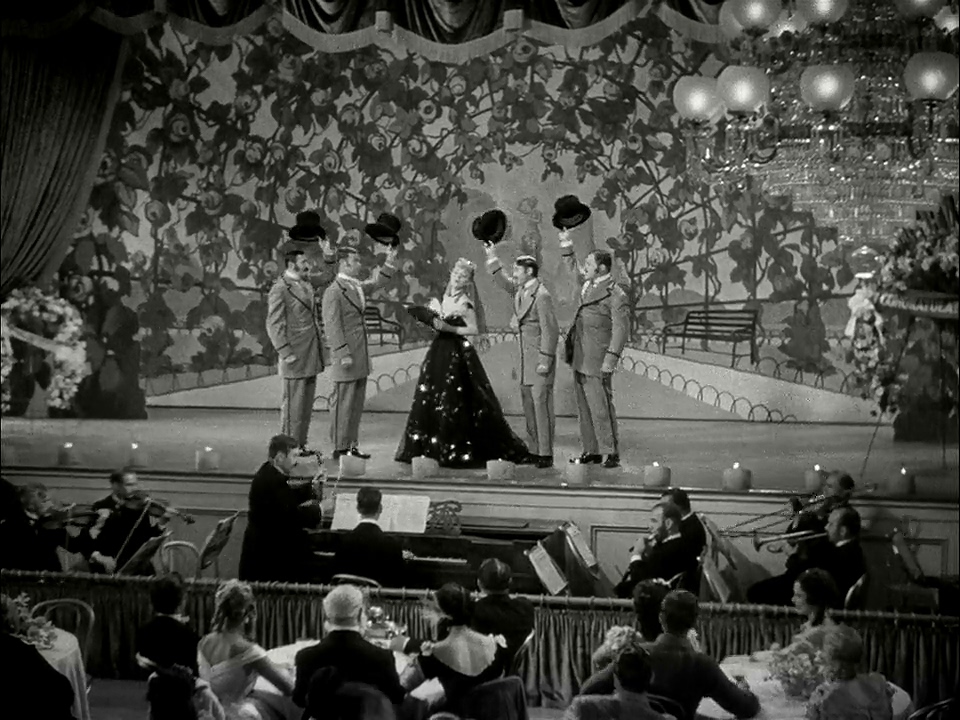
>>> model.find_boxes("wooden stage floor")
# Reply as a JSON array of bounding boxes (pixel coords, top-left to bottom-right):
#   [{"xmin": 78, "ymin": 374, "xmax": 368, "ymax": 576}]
[{"xmin": 2, "ymin": 408, "xmax": 957, "ymax": 499}]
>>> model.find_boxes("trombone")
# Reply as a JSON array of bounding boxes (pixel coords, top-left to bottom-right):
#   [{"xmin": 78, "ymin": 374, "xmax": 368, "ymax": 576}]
[
  {"xmin": 753, "ymin": 530, "xmax": 828, "ymax": 553},
  {"xmin": 722, "ymin": 493, "xmax": 825, "ymax": 535}
]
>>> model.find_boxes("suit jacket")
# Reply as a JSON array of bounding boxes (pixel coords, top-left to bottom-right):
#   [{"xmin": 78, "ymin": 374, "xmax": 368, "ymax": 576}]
[
  {"xmin": 580, "ymin": 634, "xmax": 760, "ymax": 720},
  {"xmin": 487, "ymin": 257, "xmax": 560, "ymax": 385},
  {"xmin": 565, "ymin": 690, "xmax": 668, "ymax": 720},
  {"xmin": 322, "ymin": 264, "xmax": 395, "ymax": 383},
  {"xmin": 268, "ymin": 273, "xmax": 326, "ymax": 379},
  {"xmin": 2, "ymin": 633, "xmax": 76, "ymax": 720},
  {"xmin": 136, "ymin": 615, "xmax": 200, "ymax": 675},
  {"xmin": 0, "ymin": 510, "xmax": 66, "ymax": 572},
  {"xmin": 560, "ymin": 246, "xmax": 629, "ymax": 377},
  {"xmin": 617, "ymin": 536, "xmax": 693, "ymax": 597},
  {"xmin": 238, "ymin": 462, "xmax": 320, "ymax": 582},
  {"xmin": 293, "ymin": 630, "xmax": 404, "ymax": 709},
  {"xmin": 332, "ymin": 521, "xmax": 403, "ymax": 587},
  {"xmin": 471, "ymin": 594, "xmax": 536, "ymax": 658},
  {"xmin": 820, "ymin": 540, "xmax": 866, "ymax": 602},
  {"xmin": 679, "ymin": 513, "xmax": 707, "ymax": 563}
]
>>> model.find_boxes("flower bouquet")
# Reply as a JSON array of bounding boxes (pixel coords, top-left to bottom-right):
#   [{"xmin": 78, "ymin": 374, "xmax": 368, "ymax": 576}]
[
  {"xmin": 767, "ymin": 647, "xmax": 827, "ymax": 701},
  {"xmin": 1, "ymin": 593, "xmax": 57, "ymax": 650}
]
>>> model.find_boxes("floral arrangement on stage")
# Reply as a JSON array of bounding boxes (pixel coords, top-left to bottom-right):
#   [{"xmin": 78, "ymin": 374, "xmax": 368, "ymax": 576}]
[
  {"xmin": 0, "ymin": 593, "xmax": 57, "ymax": 650},
  {"xmin": 768, "ymin": 646, "xmax": 827, "ymax": 700},
  {"xmin": 0, "ymin": 286, "xmax": 88, "ymax": 414}
]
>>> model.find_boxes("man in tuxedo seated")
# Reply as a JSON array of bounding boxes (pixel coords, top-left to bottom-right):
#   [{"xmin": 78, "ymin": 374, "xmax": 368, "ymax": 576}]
[
  {"xmin": 615, "ymin": 502, "xmax": 693, "ymax": 598},
  {"xmin": 136, "ymin": 572, "xmax": 200, "ymax": 674},
  {"xmin": 332, "ymin": 487, "xmax": 403, "ymax": 587},
  {"xmin": 660, "ymin": 488, "xmax": 706, "ymax": 591},
  {"xmin": 821, "ymin": 505, "xmax": 866, "ymax": 603},
  {"xmin": 238, "ymin": 434, "xmax": 323, "ymax": 582},
  {"xmin": 471, "ymin": 558, "xmax": 535, "ymax": 661},
  {"xmin": 0, "ymin": 483, "xmax": 67, "ymax": 572},
  {"xmin": 565, "ymin": 647, "xmax": 666, "ymax": 720},
  {"xmin": 294, "ymin": 584, "xmax": 405, "ymax": 710}
]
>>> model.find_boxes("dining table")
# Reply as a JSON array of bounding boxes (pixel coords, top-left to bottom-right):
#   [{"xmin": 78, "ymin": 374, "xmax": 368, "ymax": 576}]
[
  {"xmin": 39, "ymin": 629, "xmax": 91, "ymax": 720},
  {"xmin": 696, "ymin": 654, "xmax": 915, "ymax": 720}
]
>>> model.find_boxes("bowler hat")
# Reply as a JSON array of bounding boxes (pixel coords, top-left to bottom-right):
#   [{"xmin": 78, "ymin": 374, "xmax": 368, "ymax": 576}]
[
  {"xmin": 289, "ymin": 210, "xmax": 326, "ymax": 241},
  {"xmin": 364, "ymin": 212, "xmax": 402, "ymax": 247},
  {"xmin": 472, "ymin": 209, "xmax": 507, "ymax": 246},
  {"xmin": 552, "ymin": 195, "xmax": 591, "ymax": 230}
]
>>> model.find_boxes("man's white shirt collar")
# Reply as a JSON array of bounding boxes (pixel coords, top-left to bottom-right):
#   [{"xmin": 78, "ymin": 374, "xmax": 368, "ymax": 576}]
[
  {"xmin": 835, "ymin": 538, "xmax": 852, "ymax": 547},
  {"xmin": 285, "ymin": 269, "xmax": 301, "ymax": 281},
  {"xmin": 357, "ymin": 517, "xmax": 380, "ymax": 528},
  {"xmin": 523, "ymin": 277, "xmax": 538, "ymax": 291}
]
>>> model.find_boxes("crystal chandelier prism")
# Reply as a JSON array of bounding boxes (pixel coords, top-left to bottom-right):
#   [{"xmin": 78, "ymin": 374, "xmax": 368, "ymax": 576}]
[{"xmin": 674, "ymin": 0, "xmax": 960, "ymax": 248}]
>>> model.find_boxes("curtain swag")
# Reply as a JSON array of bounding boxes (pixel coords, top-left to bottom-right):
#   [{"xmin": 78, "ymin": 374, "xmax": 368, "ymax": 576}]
[{"xmin": 2, "ymin": 570, "xmax": 957, "ymax": 709}]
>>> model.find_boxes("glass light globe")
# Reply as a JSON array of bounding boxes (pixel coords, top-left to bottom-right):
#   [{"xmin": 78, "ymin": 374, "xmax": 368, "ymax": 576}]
[
  {"xmin": 796, "ymin": 0, "xmax": 849, "ymax": 24},
  {"xmin": 731, "ymin": 0, "xmax": 784, "ymax": 30},
  {"xmin": 717, "ymin": 66, "xmax": 771, "ymax": 113},
  {"xmin": 800, "ymin": 65, "xmax": 856, "ymax": 111},
  {"xmin": 894, "ymin": 0, "xmax": 946, "ymax": 18},
  {"xmin": 673, "ymin": 76, "xmax": 723, "ymax": 121},
  {"xmin": 849, "ymin": 245, "xmax": 880, "ymax": 280},
  {"xmin": 904, "ymin": 52, "xmax": 960, "ymax": 101},
  {"xmin": 719, "ymin": 2, "xmax": 745, "ymax": 38},
  {"xmin": 766, "ymin": 9, "xmax": 810, "ymax": 37}
]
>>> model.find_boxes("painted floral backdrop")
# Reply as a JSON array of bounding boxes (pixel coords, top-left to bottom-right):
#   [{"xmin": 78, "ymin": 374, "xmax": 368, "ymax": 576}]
[{"xmin": 59, "ymin": 7, "xmax": 859, "ymax": 415}]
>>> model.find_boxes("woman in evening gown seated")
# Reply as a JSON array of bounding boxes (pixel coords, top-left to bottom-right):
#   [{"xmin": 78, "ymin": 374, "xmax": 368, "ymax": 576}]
[
  {"xmin": 756, "ymin": 568, "xmax": 841, "ymax": 665},
  {"xmin": 395, "ymin": 258, "xmax": 529, "ymax": 468},
  {"xmin": 806, "ymin": 625, "xmax": 893, "ymax": 720},
  {"xmin": 198, "ymin": 580, "xmax": 295, "ymax": 720}
]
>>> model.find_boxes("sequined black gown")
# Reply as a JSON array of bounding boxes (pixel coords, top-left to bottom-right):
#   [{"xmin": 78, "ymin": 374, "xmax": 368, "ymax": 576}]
[{"xmin": 395, "ymin": 316, "xmax": 529, "ymax": 469}]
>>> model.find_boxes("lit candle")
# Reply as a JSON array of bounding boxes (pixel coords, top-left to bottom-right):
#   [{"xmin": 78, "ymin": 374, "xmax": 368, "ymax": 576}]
[
  {"xmin": 803, "ymin": 464, "xmax": 826, "ymax": 493},
  {"xmin": 57, "ymin": 442, "xmax": 78, "ymax": 466},
  {"xmin": 339, "ymin": 452, "xmax": 366, "ymax": 478},
  {"xmin": 128, "ymin": 442, "xmax": 149, "ymax": 468},
  {"xmin": 566, "ymin": 460, "xmax": 589, "ymax": 485},
  {"xmin": 643, "ymin": 461, "xmax": 672, "ymax": 488},
  {"xmin": 888, "ymin": 465, "xmax": 916, "ymax": 496},
  {"xmin": 195, "ymin": 446, "xmax": 220, "ymax": 472},
  {"xmin": 412, "ymin": 456, "xmax": 439, "ymax": 479},
  {"xmin": 722, "ymin": 462, "xmax": 752, "ymax": 491},
  {"xmin": 487, "ymin": 459, "xmax": 515, "ymax": 481}
]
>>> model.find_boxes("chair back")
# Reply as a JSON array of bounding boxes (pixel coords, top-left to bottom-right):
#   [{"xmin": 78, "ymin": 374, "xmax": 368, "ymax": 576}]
[
  {"xmin": 908, "ymin": 698, "xmax": 957, "ymax": 720},
  {"xmin": 31, "ymin": 599, "xmax": 95, "ymax": 671},
  {"xmin": 845, "ymin": 573, "xmax": 868, "ymax": 609},
  {"xmin": 160, "ymin": 541, "xmax": 201, "ymax": 577},
  {"xmin": 459, "ymin": 676, "xmax": 528, "ymax": 720},
  {"xmin": 649, "ymin": 693, "xmax": 687, "ymax": 720},
  {"xmin": 891, "ymin": 530, "xmax": 925, "ymax": 582},
  {"xmin": 508, "ymin": 630, "xmax": 535, "ymax": 677},
  {"xmin": 667, "ymin": 571, "xmax": 686, "ymax": 589},
  {"xmin": 331, "ymin": 573, "xmax": 381, "ymax": 588}
]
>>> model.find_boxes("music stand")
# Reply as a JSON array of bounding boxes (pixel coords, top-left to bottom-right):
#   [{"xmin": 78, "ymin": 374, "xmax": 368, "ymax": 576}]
[
  {"xmin": 524, "ymin": 541, "xmax": 568, "ymax": 596},
  {"xmin": 117, "ymin": 531, "xmax": 170, "ymax": 575},
  {"xmin": 199, "ymin": 511, "xmax": 241, "ymax": 578},
  {"xmin": 560, "ymin": 521, "xmax": 616, "ymax": 597}
]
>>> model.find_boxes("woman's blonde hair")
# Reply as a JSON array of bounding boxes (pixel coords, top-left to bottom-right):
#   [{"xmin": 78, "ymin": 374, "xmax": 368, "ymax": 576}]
[
  {"xmin": 212, "ymin": 579, "xmax": 255, "ymax": 631},
  {"xmin": 823, "ymin": 624, "xmax": 863, "ymax": 680}
]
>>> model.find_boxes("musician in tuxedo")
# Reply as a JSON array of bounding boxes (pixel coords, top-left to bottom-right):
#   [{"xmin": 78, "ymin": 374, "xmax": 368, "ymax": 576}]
[
  {"xmin": 238, "ymin": 434, "xmax": 322, "ymax": 583},
  {"xmin": 87, "ymin": 469, "xmax": 165, "ymax": 574},
  {"xmin": 332, "ymin": 487, "xmax": 404, "ymax": 587},
  {"xmin": 472, "ymin": 558, "xmax": 536, "ymax": 659},
  {"xmin": 660, "ymin": 488, "xmax": 706, "ymax": 562},
  {"xmin": 616, "ymin": 503, "xmax": 694, "ymax": 598},
  {"xmin": 266, "ymin": 211, "xmax": 338, "ymax": 455},
  {"xmin": 0, "ymin": 483, "xmax": 66, "ymax": 572},
  {"xmin": 484, "ymin": 211, "xmax": 560, "ymax": 468},
  {"xmin": 556, "ymin": 196, "xmax": 629, "ymax": 469},
  {"xmin": 821, "ymin": 505, "xmax": 866, "ymax": 603},
  {"xmin": 322, "ymin": 226, "xmax": 399, "ymax": 460}
]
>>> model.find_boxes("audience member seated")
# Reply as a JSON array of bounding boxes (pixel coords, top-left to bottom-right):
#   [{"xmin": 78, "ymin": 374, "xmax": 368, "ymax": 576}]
[
  {"xmin": 821, "ymin": 506, "xmax": 866, "ymax": 602},
  {"xmin": 806, "ymin": 625, "xmax": 893, "ymax": 720},
  {"xmin": 332, "ymin": 487, "xmax": 404, "ymax": 586},
  {"xmin": 294, "ymin": 584, "xmax": 405, "ymax": 709},
  {"xmin": 137, "ymin": 572, "xmax": 201, "ymax": 674},
  {"xmin": 565, "ymin": 647, "xmax": 671, "ymax": 720},
  {"xmin": 86, "ymin": 469, "xmax": 165, "ymax": 574},
  {"xmin": 471, "ymin": 558, "xmax": 535, "ymax": 662},
  {"xmin": 400, "ymin": 583, "xmax": 507, "ymax": 715},
  {"xmin": 1, "ymin": 612, "xmax": 75, "ymax": 720},
  {"xmin": 306, "ymin": 667, "xmax": 397, "ymax": 720},
  {"xmin": 747, "ymin": 471, "xmax": 853, "ymax": 606},
  {"xmin": 198, "ymin": 580, "xmax": 295, "ymax": 720},
  {"xmin": 615, "ymin": 503, "xmax": 693, "ymax": 598},
  {"xmin": 785, "ymin": 569, "xmax": 841, "ymax": 654},
  {"xmin": 0, "ymin": 483, "xmax": 67, "ymax": 572},
  {"xmin": 580, "ymin": 591, "xmax": 759, "ymax": 720},
  {"xmin": 238, "ymin": 434, "xmax": 322, "ymax": 583},
  {"xmin": 147, "ymin": 663, "xmax": 225, "ymax": 720}
]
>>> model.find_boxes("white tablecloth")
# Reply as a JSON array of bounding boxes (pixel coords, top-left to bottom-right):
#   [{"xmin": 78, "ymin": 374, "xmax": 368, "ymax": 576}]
[
  {"xmin": 696, "ymin": 656, "xmax": 914, "ymax": 720},
  {"xmin": 40, "ymin": 630, "xmax": 91, "ymax": 720}
]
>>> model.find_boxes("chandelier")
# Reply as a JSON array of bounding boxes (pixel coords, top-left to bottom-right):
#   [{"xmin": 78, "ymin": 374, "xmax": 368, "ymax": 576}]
[{"xmin": 673, "ymin": 0, "xmax": 960, "ymax": 249}]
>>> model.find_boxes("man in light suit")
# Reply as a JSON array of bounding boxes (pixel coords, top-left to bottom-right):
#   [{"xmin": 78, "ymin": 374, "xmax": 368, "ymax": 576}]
[
  {"xmin": 556, "ymin": 196, "xmax": 629, "ymax": 469},
  {"xmin": 482, "ymin": 210, "xmax": 560, "ymax": 469},
  {"xmin": 266, "ymin": 211, "xmax": 336, "ymax": 453},
  {"xmin": 322, "ymin": 238, "xmax": 398, "ymax": 459}
]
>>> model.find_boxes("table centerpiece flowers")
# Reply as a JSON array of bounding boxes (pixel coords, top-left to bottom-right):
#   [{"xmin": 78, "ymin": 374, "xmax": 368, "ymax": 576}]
[
  {"xmin": 767, "ymin": 644, "xmax": 827, "ymax": 701},
  {"xmin": 1, "ymin": 593, "xmax": 57, "ymax": 650}
]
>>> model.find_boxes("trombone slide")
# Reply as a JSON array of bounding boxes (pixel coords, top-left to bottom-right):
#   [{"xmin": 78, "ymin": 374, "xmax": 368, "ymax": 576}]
[{"xmin": 753, "ymin": 530, "xmax": 828, "ymax": 552}]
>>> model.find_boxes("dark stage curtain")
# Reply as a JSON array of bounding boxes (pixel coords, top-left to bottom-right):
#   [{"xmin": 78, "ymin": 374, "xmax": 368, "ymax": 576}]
[
  {"xmin": 522, "ymin": 0, "xmax": 629, "ymax": 28},
  {"xmin": 3, "ymin": 570, "xmax": 957, "ymax": 709},
  {"xmin": 165, "ymin": 0, "xmax": 266, "ymax": 27},
  {"xmin": 0, "ymin": 20, "xmax": 127, "ymax": 297},
  {"xmin": 283, "ymin": 0, "xmax": 378, "ymax": 33},
  {"xmin": 393, "ymin": 0, "xmax": 507, "ymax": 43}
]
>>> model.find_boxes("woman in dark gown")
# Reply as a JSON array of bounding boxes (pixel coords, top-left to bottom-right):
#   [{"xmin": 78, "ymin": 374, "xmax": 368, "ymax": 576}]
[{"xmin": 395, "ymin": 258, "xmax": 529, "ymax": 468}]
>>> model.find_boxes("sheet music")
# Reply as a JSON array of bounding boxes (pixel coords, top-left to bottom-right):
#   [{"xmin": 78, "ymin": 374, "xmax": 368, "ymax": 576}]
[
  {"xmin": 526, "ymin": 543, "xmax": 568, "ymax": 596},
  {"xmin": 563, "ymin": 522, "xmax": 598, "ymax": 568},
  {"xmin": 331, "ymin": 493, "xmax": 430, "ymax": 534}
]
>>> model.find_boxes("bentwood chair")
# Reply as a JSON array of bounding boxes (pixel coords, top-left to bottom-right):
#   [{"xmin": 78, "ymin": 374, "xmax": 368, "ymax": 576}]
[
  {"xmin": 32, "ymin": 599, "xmax": 95, "ymax": 693},
  {"xmin": 159, "ymin": 540, "xmax": 201, "ymax": 578},
  {"xmin": 649, "ymin": 693, "xmax": 688, "ymax": 720},
  {"xmin": 844, "ymin": 573, "xmax": 868, "ymax": 610},
  {"xmin": 331, "ymin": 573, "xmax": 381, "ymax": 589},
  {"xmin": 508, "ymin": 630, "xmax": 535, "ymax": 677},
  {"xmin": 908, "ymin": 698, "xmax": 957, "ymax": 720}
]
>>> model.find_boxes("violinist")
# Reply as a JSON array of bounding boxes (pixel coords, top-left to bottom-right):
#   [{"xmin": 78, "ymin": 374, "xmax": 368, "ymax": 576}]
[
  {"xmin": 747, "ymin": 471, "xmax": 854, "ymax": 606},
  {"xmin": 0, "ymin": 483, "xmax": 66, "ymax": 573},
  {"xmin": 86, "ymin": 469, "xmax": 166, "ymax": 575}
]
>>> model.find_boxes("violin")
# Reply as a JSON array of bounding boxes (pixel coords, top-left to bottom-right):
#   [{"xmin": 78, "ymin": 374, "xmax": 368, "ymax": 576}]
[
  {"xmin": 119, "ymin": 491, "xmax": 196, "ymax": 525},
  {"xmin": 37, "ymin": 504, "xmax": 100, "ymax": 531}
]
